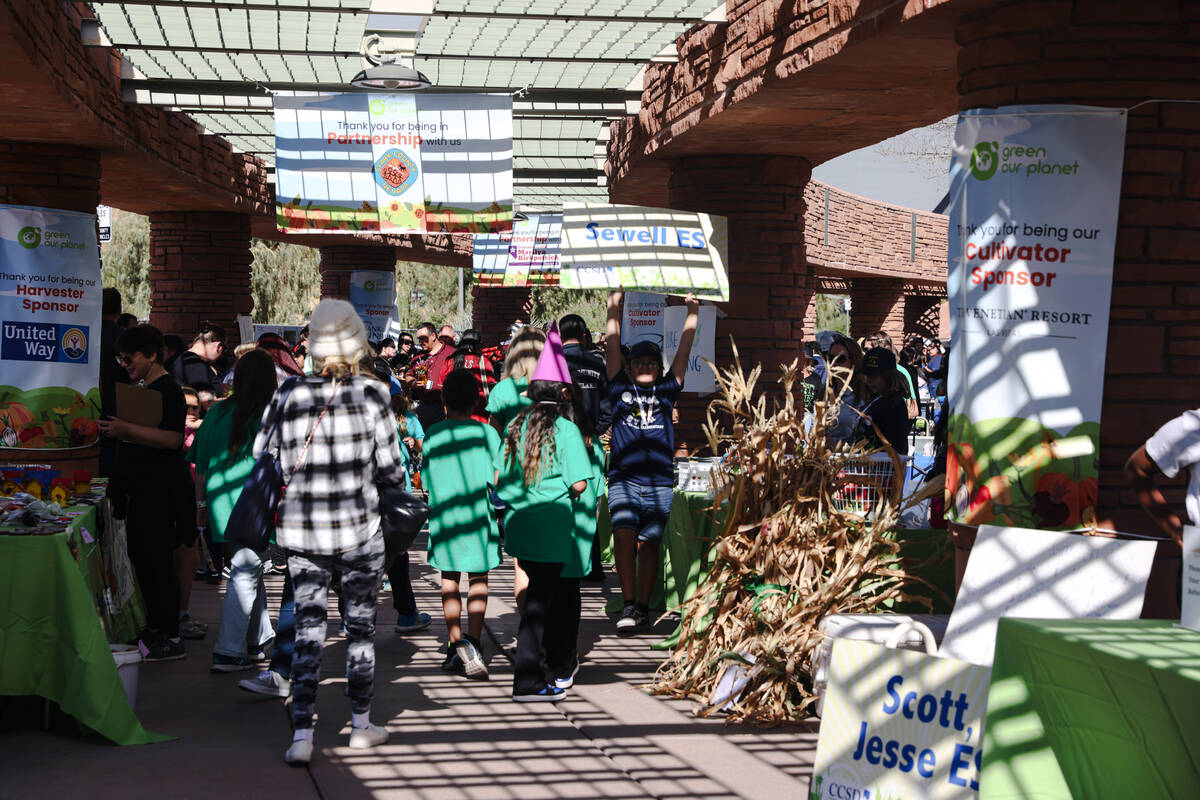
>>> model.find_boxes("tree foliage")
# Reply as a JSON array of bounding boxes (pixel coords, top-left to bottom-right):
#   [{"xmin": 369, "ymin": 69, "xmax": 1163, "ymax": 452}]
[
  {"xmin": 395, "ymin": 260, "xmax": 473, "ymax": 330},
  {"xmin": 100, "ymin": 209, "xmax": 151, "ymax": 320},
  {"xmin": 815, "ymin": 294, "xmax": 849, "ymax": 335},
  {"xmin": 530, "ymin": 287, "xmax": 608, "ymax": 334},
  {"xmin": 249, "ymin": 239, "xmax": 321, "ymax": 324}
]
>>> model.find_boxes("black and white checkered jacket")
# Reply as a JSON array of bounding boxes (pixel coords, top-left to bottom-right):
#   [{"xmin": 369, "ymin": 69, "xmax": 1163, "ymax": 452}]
[{"xmin": 253, "ymin": 374, "xmax": 405, "ymax": 555}]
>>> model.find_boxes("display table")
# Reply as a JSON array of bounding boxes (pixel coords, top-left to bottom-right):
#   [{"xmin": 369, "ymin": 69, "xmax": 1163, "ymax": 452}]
[
  {"xmin": 0, "ymin": 499, "xmax": 169, "ymax": 745},
  {"xmin": 982, "ymin": 619, "xmax": 1200, "ymax": 799}
]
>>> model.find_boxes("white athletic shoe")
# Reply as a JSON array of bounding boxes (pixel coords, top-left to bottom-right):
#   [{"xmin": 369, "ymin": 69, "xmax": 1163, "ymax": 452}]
[
  {"xmin": 284, "ymin": 739, "xmax": 313, "ymax": 765},
  {"xmin": 348, "ymin": 722, "xmax": 389, "ymax": 749}
]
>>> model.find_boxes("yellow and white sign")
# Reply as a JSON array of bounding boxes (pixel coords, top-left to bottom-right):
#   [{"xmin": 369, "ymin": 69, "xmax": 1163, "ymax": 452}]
[{"xmin": 812, "ymin": 640, "xmax": 991, "ymax": 800}]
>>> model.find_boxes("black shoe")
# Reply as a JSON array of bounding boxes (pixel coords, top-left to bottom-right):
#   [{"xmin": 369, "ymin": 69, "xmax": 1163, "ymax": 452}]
[
  {"xmin": 142, "ymin": 636, "xmax": 186, "ymax": 662},
  {"xmin": 441, "ymin": 649, "xmax": 465, "ymax": 674},
  {"xmin": 615, "ymin": 602, "xmax": 639, "ymax": 634}
]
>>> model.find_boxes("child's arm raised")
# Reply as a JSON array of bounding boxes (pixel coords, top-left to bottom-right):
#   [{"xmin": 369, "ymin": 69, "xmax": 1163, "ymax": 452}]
[
  {"xmin": 605, "ymin": 289, "xmax": 624, "ymax": 380},
  {"xmin": 669, "ymin": 293, "xmax": 700, "ymax": 385}
]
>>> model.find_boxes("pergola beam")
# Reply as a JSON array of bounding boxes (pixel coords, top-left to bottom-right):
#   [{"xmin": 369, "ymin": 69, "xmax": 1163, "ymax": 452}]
[
  {"xmin": 93, "ymin": 0, "xmax": 368, "ymax": 13},
  {"xmin": 114, "ymin": 44, "xmax": 660, "ymax": 63}
]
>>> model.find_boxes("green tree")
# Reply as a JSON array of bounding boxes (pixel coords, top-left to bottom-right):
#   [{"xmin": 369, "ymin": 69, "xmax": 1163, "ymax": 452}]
[
  {"xmin": 529, "ymin": 287, "xmax": 607, "ymax": 334},
  {"xmin": 394, "ymin": 260, "xmax": 476, "ymax": 330},
  {"xmin": 100, "ymin": 209, "xmax": 151, "ymax": 319},
  {"xmin": 815, "ymin": 294, "xmax": 849, "ymax": 335},
  {"xmin": 249, "ymin": 239, "xmax": 321, "ymax": 324}
]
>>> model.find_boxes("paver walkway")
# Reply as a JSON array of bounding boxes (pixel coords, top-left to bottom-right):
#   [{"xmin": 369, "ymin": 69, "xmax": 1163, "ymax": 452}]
[{"xmin": 0, "ymin": 541, "xmax": 818, "ymax": 798}]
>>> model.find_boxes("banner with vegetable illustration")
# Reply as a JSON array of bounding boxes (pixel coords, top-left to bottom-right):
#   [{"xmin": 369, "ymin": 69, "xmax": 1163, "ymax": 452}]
[
  {"xmin": 946, "ymin": 106, "xmax": 1126, "ymax": 529},
  {"xmin": 0, "ymin": 204, "xmax": 102, "ymax": 449},
  {"xmin": 274, "ymin": 92, "xmax": 512, "ymax": 234}
]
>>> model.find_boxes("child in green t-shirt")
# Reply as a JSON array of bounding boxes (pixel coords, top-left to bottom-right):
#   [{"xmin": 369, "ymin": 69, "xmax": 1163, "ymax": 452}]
[
  {"xmin": 423, "ymin": 370, "xmax": 502, "ymax": 680},
  {"xmin": 494, "ymin": 323, "xmax": 592, "ymax": 703}
]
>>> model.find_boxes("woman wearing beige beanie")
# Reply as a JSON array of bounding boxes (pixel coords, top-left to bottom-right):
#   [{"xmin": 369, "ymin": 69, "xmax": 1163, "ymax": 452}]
[{"xmin": 253, "ymin": 298, "xmax": 406, "ymax": 764}]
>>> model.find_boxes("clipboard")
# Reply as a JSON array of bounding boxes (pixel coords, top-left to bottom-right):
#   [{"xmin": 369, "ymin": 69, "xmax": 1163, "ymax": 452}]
[{"xmin": 115, "ymin": 382, "xmax": 163, "ymax": 427}]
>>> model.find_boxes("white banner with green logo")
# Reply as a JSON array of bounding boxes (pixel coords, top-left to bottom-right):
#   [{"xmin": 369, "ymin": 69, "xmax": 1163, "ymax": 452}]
[
  {"xmin": 946, "ymin": 106, "xmax": 1126, "ymax": 529},
  {"xmin": 0, "ymin": 204, "xmax": 102, "ymax": 449},
  {"xmin": 349, "ymin": 270, "xmax": 397, "ymax": 342}
]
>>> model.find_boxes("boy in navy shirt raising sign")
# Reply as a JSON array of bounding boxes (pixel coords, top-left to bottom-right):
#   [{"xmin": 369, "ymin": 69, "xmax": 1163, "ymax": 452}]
[{"xmin": 604, "ymin": 290, "xmax": 700, "ymax": 633}]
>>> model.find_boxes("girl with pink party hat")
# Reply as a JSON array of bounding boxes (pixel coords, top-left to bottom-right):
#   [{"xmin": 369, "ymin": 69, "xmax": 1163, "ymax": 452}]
[{"xmin": 493, "ymin": 322, "xmax": 593, "ymax": 703}]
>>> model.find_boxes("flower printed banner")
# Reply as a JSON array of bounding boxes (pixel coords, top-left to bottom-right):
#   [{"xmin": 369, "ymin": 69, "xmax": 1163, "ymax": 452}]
[
  {"xmin": 559, "ymin": 204, "xmax": 730, "ymax": 301},
  {"xmin": 274, "ymin": 93, "xmax": 513, "ymax": 234},
  {"xmin": 0, "ymin": 204, "xmax": 102, "ymax": 450},
  {"xmin": 473, "ymin": 213, "xmax": 562, "ymax": 287},
  {"xmin": 946, "ymin": 106, "xmax": 1126, "ymax": 530}
]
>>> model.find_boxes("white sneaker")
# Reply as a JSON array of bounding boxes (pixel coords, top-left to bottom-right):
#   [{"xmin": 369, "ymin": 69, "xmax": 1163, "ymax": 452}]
[
  {"xmin": 284, "ymin": 739, "xmax": 313, "ymax": 765},
  {"xmin": 348, "ymin": 722, "xmax": 389, "ymax": 749},
  {"xmin": 239, "ymin": 670, "xmax": 290, "ymax": 698},
  {"xmin": 455, "ymin": 638, "xmax": 488, "ymax": 680}
]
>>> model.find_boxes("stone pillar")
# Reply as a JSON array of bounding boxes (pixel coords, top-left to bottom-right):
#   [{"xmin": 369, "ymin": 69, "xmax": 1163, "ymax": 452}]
[
  {"xmin": 667, "ymin": 155, "xmax": 813, "ymax": 453},
  {"xmin": 147, "ymin": 212, "xmax": 253, "ymax": 343},
  {"xmin": 319, "ymin": 244, "xmax": 396, "ymax": 300},
  {"xmin": 849, "ymin": 278, "xmax": 905, "ymax": 344},
  {"xmin": 904, "ymin": 292, "xmax": 943, "ymax": 341},
  {"xmin": 0, "ymin": 142, "xmax": 101, "ymax": 212},
  {"xmin": 957, "ymin": 0, "xmax": 1200, "ymax": 614},
  {"xmin": 472, "ymin": 285, "xmax": 532, "ymax": 348}
]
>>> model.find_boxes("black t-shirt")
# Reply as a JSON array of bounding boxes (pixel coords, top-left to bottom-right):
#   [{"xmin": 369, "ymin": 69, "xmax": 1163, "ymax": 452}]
[
  {"xmin": 169, "ymin": 350, "xmax": 218, "ymax": 395},
  {"xmin": 563, "ymin": 342, "xmax": 611, "ymax": 433},
  {"xmin": 801, "ymin": 373, "xmax": 823, "ymax": 412},
  {"xmin": 116, "ymin": 373, "xmax": 188, "ymax": 472},
  {"xmin": 860, "ymin": 393, "xmax": 910, "ymax": 455},
  {"xmin": 607, "ymin": 371, "xmax": 682, "ymax": 486}
]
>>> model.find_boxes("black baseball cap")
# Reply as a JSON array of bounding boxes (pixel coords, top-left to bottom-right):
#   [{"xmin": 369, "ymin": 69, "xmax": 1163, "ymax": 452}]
[
  {"xmin": 628, "ymin": 340, "xmax": 662, "ymax": 362},
  {"xmin": 861, "ymin": 347, "xmax": 897, "ymax": 375}
]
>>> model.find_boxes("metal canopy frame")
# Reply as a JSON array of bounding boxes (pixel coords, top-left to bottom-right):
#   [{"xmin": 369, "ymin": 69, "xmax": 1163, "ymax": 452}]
[{"xmin": 92, "ymin": 0, "xmax": 724, "ymax": 210}]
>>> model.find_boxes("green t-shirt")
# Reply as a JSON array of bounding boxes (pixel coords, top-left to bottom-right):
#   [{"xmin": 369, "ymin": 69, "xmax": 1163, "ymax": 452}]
[
  {"xmin": 563, "ymin": 439, "xmax": 607, "ymax": 579},
  {"xmin": 186, "ymin": 397, "xmax": 261, "ymax": 542},
  {"xmin": 423, "ymin": 419, "xmax": 502, "ymax": 574},
  {"xmin": 485, "ymin": 376, "xmax": 531, "ymax": 434},
  {"xmin": 493, "ymin": 416, "xmax": 592, "ymax": 564}
]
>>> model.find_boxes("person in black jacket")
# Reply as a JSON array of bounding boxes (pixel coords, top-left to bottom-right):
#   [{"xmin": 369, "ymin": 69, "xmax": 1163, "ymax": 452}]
[
  {"xmin": 168, "ymin": 322, "xmax": 225, "ymax": 401},
  {"xmin": 98, "ymin": 288, "xmax": 130, "ymax": 477},
  {"xmin": 859, "ymin": 347, "xmax": 910, "ymax": 455},
  {"xmin": 559, "ymin": 314, "xmax": 610, "ymax": 433}
]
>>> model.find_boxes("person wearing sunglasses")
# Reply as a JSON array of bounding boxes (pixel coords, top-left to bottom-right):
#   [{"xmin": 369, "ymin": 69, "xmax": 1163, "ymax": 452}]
[
  {"xmin": 405, "ymin": 321, "xmax": 457, "ymax": 431},
  {"xmin": 100, "ymin": 324, "xmax": 197, "ymax": 663}
]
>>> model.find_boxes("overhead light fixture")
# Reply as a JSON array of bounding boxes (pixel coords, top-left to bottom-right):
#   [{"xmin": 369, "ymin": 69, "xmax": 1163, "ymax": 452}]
[{"xmin": 350, "ymin": 62, "xmax": 431, "ymax": 91}]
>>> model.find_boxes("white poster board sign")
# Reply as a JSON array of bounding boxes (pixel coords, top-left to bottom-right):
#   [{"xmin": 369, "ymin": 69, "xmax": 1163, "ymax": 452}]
[
  {"xmin": 939, "ymin": 525, "xmax": 1156, "ymax": 666},
  {"xmin": 1181, "ymin": 525, "xmax": 1200, "ymax": 633},
  {"xmin": 349, "ymin": 270, "xmax": 397, "ymax": 342},
  {"xmin": 664, "ymin": 304, "xmax": 716, "ymax": 394},
  {"xmin": 559, "ymin": 203, "xmax": 730, "ymax": 300},
  {"xmin": 813, "ymin": 640, "xmax": 991, "ymax": 800},
  {"xmin": 96, "ymin": 205, "xmax": 111, "ymax": 243}
]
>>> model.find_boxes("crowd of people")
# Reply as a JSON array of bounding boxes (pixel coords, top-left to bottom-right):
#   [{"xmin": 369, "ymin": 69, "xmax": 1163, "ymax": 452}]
[{"xmin": 96, "ymin": 287, "xmax": 706, "ymax": 764}]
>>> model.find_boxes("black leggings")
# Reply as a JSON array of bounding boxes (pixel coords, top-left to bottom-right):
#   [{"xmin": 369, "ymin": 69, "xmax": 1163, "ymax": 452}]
[{"xmin": 513, "ymin": 559, "xmax": 564, "ymax": 695}]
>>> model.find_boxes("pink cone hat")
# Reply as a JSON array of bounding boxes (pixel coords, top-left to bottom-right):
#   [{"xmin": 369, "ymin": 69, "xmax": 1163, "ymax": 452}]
[{"xmin": 530, "ymin": 321, "xmax": 573, "ymax": 384}]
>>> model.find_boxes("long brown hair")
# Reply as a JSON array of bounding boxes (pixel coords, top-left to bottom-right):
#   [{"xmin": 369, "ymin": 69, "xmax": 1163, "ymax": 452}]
[
  {"xmin": 503, "ymin": 380, "xmax": 571, "ymax": 485},
  {"xmin": 230, "ymin": 349, "xmax": 278, "ymax": 453}
]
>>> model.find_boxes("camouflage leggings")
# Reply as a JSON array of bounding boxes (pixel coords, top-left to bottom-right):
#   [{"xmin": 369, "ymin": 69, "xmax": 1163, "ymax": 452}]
[{"xmin": 287, "ymin": 532, "xmax": 385, "ymax": 730}]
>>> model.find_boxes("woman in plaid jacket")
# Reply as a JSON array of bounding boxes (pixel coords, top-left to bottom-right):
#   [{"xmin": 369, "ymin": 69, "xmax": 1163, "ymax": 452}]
[{"xmin": 255, "ymin": 299, "xmax": 406, "ymax": 765}]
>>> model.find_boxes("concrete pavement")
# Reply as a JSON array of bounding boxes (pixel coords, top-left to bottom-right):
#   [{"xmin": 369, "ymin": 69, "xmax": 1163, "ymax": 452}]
[{"xmin": 0, "ymin": 543, "xmax": 817, "ymax": 799}]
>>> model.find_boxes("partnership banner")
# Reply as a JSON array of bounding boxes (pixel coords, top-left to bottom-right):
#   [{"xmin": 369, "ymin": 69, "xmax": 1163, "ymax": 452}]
[
  {"xmin": 274, "ymin": 93, "xmax": 513, "ymax": 234},
  {"xmin": 559, "ymin": 204, "xmax": 730, "ymax": 300},
  {"xmin": 473, "ymin": 213, "xmax": 562, "ymax": 286},
  {"xmin": 0, "ymin": 204, "xmax": 102, "ymax": 449},
  {"xmin": 945, "ymin": 106, "xmax": 1126, "ymax": 529}
]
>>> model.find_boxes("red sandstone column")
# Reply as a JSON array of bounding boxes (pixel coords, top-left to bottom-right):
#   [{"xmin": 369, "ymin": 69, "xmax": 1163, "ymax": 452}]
[
  {"xmin": 956, "ymin": 0, "xmax": 1200, "ymax": 614},
  {"xmin": 849, "ymin": 278, "xmax": 906, "ymax": 344},
  {"xmin": 471, "ymin": 285, "xmax": 532, "ymax": 348},
  {"xmin": 318, "ymin": 244, "xmax": 397, "ymax": 301},
  {"xmin": 667, "ymin": 155, "xmax": 813, "ymax": 452},
  {"xmin": 148, "ymin": 212, "xmax": 253, "ymax": 344}
]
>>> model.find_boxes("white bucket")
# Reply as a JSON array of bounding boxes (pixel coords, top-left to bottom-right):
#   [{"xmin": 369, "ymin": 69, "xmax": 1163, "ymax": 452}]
[{"xmin": 109, "ymin": 644, "xmax": 142, "ymax": 709}]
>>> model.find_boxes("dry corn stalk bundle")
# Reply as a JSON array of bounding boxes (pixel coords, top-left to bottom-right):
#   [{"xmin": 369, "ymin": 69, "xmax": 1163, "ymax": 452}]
[{"xmin": 649, "ymin": 342, "xmax": 933, "ymax": 724}]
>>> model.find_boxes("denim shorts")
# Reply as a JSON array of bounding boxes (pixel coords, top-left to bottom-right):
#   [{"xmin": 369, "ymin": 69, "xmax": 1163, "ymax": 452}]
[{"xmin": 608, "ymin": 479, "xmax": 674, "ymax": 543}]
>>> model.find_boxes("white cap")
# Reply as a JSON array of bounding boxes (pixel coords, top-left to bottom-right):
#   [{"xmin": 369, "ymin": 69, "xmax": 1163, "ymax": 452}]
[{"xmin": 308, "ymin": 299, "xmax": 369, "ymax": 363}]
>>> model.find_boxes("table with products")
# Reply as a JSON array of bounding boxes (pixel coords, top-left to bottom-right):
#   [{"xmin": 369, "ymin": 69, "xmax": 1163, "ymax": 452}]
[
  {"xmin": 0, "ymin": 485, "xmax": 169, "ymax": 745},
  {"xmin": 981, "ymin": 618, "xmax": 1200, "ymax": 799}
]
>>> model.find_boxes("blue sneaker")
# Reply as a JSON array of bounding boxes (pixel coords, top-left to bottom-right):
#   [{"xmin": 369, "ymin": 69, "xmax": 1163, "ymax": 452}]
[
  {"xmin": 513, "ymin": 684, "xmax": 566, "ymax": 703},
  {"xmin": 394, "ymin": 612, "xmax": 432, "ymax": 633}
]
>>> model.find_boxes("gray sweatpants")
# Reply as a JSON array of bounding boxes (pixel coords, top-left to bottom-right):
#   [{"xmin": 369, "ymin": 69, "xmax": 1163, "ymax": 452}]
[{"xmin": 288, "ymin": 532, "xmax": 385, "ymax": 730}]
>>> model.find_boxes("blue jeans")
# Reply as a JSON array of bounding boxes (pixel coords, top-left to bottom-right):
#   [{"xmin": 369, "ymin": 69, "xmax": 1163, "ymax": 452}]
[
  {"xmin": 214, "ymin": 545, "xmax": 274, "ymax": 658},
  {"xmin": 608, "ymin": 479, "xmax": 674, "ymax": 542},
  {"xmin": 269, "ymin": 571, "xmax": 295, "ymax": 679}
]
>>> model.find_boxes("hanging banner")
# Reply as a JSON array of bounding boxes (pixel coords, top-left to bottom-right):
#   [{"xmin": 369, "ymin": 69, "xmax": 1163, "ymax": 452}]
[
  {"xmin": 946, "ymin": 106, "xmax": 1126, "ymax": 529},
  {"xmin": 274, "ymin": 93, "xmax": 513, "ymax": 234},
  {"xmin": 0, "ymin": 204, "xmax": 102, "ymax": 449},
  {"xmin": 559, "ymin": 203, "xmax": 730, "ymax": 300},
  {"xmin": 349, "ymin": 270, "xmax": 397, "ymax": 342},
  {"xmin": 812, "ymin": 640, "xmax": 991, "ymax": 800},
  {"xmin": 473, "ymin": 213, "xmax": 562, "ymax": 286}
]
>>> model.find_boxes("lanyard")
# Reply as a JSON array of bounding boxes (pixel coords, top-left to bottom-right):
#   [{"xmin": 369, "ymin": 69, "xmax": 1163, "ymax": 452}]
[{"xmin": 632, "ymin": 384, "xmax": 657, "ymax": 428}]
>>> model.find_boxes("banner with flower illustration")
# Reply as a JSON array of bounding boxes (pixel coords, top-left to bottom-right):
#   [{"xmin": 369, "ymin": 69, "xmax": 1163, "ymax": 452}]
[
  {"xmin": 0, "ymin": 204, "xmax": 102, "ymax": 449},
  {"xmin": 274, "ymin": 93, "xmax": 512, "ymax": 234},
  {"xmin": 946, "ymin": 106, "xmax": 1126, "ymax": 529}
]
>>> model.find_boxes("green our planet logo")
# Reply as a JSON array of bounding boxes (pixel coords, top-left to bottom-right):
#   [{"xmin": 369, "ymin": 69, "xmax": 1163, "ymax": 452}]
[
  {"xmin": 364, "ymin": 279, "xmax": 377, "ymax": 291},
  {"xmin": 17, "ymin": 226, "xmax": 41, "ymax": 249},
  {"xmin": 969, "ymin": 142, "xmax": 999, "ymax": 181},
  {"xmin": 369, "ymin": 98, "xmax": 387, "ymax": 116}
]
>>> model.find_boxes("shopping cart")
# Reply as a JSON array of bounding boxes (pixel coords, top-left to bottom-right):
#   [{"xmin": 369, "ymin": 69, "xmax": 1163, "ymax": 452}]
[{"xmin": 831, "ymin": 452, "xmax": 909, "ymax": 518}]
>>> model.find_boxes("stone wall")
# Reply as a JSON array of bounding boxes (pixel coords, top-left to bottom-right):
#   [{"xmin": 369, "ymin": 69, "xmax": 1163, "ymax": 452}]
[{"xmin": 471, "ymin": 286, "xmax": 532, "ymax": 349}]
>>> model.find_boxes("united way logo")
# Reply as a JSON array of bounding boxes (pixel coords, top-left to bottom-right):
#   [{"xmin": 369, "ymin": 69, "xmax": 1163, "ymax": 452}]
[
  {"xmin": 60, "ymin": 327, "xmax": 88, "ymax": 361},
  {"xmin": 373, "ymin": 149, "xmax": 419, "ymax": 196}
]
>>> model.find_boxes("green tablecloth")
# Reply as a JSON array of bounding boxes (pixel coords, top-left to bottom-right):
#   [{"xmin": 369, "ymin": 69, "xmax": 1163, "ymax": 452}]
[
  {"xmin": 982, "ymin": 619, "xmax": 1200, "ymax": 799},
  {"xmin": 0, "ymin": 505, "xmax": 169, "ymax": 745}
]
